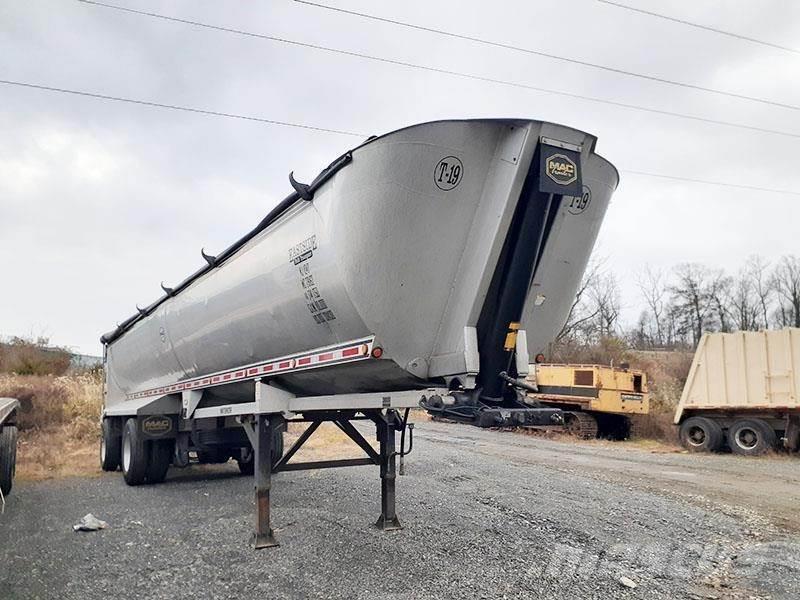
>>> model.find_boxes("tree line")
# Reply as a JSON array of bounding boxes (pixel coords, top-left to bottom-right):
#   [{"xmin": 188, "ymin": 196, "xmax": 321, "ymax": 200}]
[{"xmin": 558, "ymin": 254, "xmax": 800, "ymax": 349}]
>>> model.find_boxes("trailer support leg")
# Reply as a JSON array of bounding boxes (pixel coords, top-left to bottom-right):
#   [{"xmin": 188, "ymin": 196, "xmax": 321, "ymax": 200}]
[
  {"xmin": 253, "ymin": 414, "xmax": 279, "ymax": 549},
  {"xmin": 375, "ymin": 410, "xmax": 401, "ymax": 531}
]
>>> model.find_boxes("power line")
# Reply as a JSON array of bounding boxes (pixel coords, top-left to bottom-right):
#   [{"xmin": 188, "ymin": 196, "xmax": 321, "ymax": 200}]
[
  {"xmin": 597, "ymin": 0, "xmax": 800, "ymax": 55},
  {"xmin": 75, "ymin": 0, "xmax": 800, "ymax": 142},
  {"xmin": 0, "ymin": 79, "xmax": 365, "ymax": 137},
  {"xmin": 294, "ymin": 0, "xmax": 799, "ymax": 111},
  {"xmin": 621, "ymin": 170, "xmax": 800, "ymax": 196},
  {"xmin": 1, "ymin": 79, "xmax": 797, "ymax": 197}
]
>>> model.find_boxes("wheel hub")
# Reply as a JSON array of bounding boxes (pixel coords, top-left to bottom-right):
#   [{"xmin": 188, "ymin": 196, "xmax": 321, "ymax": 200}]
[
  {"xmin": 687, "ymin": 426, "xmax": 707, "ymax": 446},
  {"xmin": 735, "ymin": 428, "xmax": 758, "ymax": 450}
]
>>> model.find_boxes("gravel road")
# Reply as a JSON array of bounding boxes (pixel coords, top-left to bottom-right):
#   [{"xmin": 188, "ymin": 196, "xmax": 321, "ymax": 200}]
[{"xmin": 1, "ymin": 420, "xmax": 799, "ymax": 600}]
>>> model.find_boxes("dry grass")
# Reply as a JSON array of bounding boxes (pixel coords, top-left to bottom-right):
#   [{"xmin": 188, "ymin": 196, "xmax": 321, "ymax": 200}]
[
  {"xmin": 0, "ymin": 337, "xmax": 71, "ymax": 376},
  {"xmin": 285, "ymin": 421, "xmax": 378, "ymax": 460},
  {"xmin": 0, "ymin": 372, "xmax": 103, "ymax": 480}
]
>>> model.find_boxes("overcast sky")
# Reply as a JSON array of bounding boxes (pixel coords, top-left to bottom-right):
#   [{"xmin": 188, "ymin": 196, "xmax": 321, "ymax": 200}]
[{"xmin": 1, "ymin": 0, "xmax": 799, "ymax": 355}]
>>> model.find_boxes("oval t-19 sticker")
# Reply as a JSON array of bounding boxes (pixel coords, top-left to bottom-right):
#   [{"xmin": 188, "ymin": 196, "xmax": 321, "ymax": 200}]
[
  {"xmin": 434, "ymin": 156, "xmax": 463, "ymax": 191},
  {"xmin": 567, "ymin": 185, "xmax": 591, "ymax": 215}
]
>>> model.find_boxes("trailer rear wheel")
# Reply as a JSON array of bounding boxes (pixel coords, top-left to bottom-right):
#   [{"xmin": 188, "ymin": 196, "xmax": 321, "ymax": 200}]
[
  {"xmin": 679, "ymin": 417, "xmax": 723, "ymax": 452},
  {"xmin": 728, "ymin": 419, "xmax": 776, "ymax": 456},
  {"xmin": 236, "ymin": 429, "xmax": 283, "ymax": 476},
  {"xmin": 122, "ymin": 418, "xmax": 148, "ymax": 486},
  {"xmin": 100, "ymin": 419, "xmax": 121, "ymax": 472},
  {"xmin": 237, "ymin": 447, "xmax": 254, "ymax": 475},
  {"xmin": 145, "ymin": 439, "xmax": 173, "ymax": 484},
  {"xmin": 197, "ymin": 448, "xmax": 230, "ymax": 464},
  {"xmin": 0, "ymin": 425, "xmax": 18, "ymax": 496}
]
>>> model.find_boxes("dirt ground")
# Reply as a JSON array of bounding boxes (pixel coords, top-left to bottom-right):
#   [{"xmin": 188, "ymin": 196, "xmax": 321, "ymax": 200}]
[{"xmin": 1, "ymin": 419, "xmax": 798, "ymax": 599}]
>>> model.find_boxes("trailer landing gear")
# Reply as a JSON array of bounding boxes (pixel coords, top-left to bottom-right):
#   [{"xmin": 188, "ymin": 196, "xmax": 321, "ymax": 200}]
[{"xmin": 242, "ymin": 408, "xmax": 411, "ymax": 549}]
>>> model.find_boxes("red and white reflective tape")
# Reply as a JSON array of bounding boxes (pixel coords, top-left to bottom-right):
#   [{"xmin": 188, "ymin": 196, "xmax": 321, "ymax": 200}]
[{"xmin": 126, "ymin": 337, "xmax": 374, "ymax": 401}]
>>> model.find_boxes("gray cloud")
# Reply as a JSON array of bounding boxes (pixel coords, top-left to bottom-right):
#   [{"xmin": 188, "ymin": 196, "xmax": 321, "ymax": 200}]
[{"xmin": 1, "ymin": 0, "xmax": 798, "ymax": 354}]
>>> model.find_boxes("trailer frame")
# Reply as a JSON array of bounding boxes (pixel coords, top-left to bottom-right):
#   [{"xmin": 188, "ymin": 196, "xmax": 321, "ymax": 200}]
[{"xmin": 103, "ymin": 382, "xmax": 441, "ymax": 547}]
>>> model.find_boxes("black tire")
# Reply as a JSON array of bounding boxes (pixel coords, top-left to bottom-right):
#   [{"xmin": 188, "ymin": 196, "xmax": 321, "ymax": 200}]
[
  {"xmin": 100, "ymin": 419, "xmax": 121, "ymax": 472},
  {"xmin": 680, "ymin": 416, "xmax": 724, "ymax": 452},
  {"xmin": 197, "ymin": 448, "xmax": 230, "ymax": 464},
  {"xmin": 236, "ymin": 447, "xmax": 254, "ymax": 475},
  {"xmin": 273, "ymin": 429, "xmax": 284, "ymax": 462},
  {"xmin": 145, "ymin": 439, "xmax": 173, "ymax": 484},
  {"xmin": 237, "ymin": 430, "xmax": 283, "ymax": 476},
  {"xmin": 122, "ymin": 418, "xmax": 148, "ymax": 486},
  {"xmin": 0, "ymin": 425, "xmax": 18, "ymax": 496},
  {"xmin": 727, "ymin": 419, "xmax": 777, "ymax": 456}
]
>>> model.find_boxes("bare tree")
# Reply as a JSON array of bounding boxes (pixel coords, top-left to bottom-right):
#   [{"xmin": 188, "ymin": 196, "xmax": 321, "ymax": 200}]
[
  {"xmin": 590, "ymin": 271, "xmax": 621, "ymax": 339},
  {"xmin": 636, "ymin": 265, "xmax": 666, "ymax": 346},
  {"xmin": 729, "ymin": 272, "xmax": 761, "ymax": 331},
  {"xmin": 745, "ymin": 255, "xmax": 772, "ymax": 329},
  {"xmin": 772, "ymin": 255, "xmax": 800, "ymax": 328},
  {"xmin": 668, "ymin": 263, "xmax": 717, "ymax": 345},
  {"xmin": 556, "ymin": 258, "xmax": 603, "ymax": 343},
  {"xmin": 707, "ymin": 270, "xmax": 733, "ymax": 333}
]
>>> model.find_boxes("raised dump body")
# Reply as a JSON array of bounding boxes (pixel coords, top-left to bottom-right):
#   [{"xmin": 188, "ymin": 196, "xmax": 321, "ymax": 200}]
[
  {"xmin": 100, "ymin": 118, "xmax": 618, "ymax": 546},
  {"xmin": 526, "ymin": 364, "xmax": 648, "ymax": 438},
  {"xmin": 103, "ymin": 119, "xmax": 617, "ymax": 409},
  {"xmin": 675, "ymin": 328, "xmax": 800, "ymax": 454}
]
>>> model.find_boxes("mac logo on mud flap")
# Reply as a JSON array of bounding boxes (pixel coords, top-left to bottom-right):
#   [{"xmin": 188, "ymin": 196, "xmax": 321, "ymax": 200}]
[
  {"xmin": 142, "ymin": 415, "xmax": 173, "ymax": 436},
  {"xmin": 545, "ymin": 153, "xmax": 577, "ymax": 186}
]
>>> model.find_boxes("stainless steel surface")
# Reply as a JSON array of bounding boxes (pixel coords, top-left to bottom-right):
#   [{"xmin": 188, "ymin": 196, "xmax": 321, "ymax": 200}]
[{"xmin": 104, "ymin": 119, "xmax": 617, "ymax": 411}]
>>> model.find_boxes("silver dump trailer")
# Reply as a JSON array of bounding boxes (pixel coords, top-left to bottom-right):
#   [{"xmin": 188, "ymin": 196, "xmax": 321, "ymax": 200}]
[
  {"xmin": 100, "ymin": 118, "xmax": 617, "ymax": 546},
  {"xmin": 0, "ymin": 397, "xmax": 19, "ymax": 497}
]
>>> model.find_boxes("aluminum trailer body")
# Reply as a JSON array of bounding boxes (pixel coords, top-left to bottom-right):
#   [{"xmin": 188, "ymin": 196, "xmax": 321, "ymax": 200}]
[
  {"xmin": 0, "ymin": 397, "xmax": 19, "ymax": 497},
  {"xmin": 675, "ymin": 328, "xmax": 800, "ymax": 455},
  {"xmin": 100, "ymin": 118, "xmax": 618, "ymax": 546}
]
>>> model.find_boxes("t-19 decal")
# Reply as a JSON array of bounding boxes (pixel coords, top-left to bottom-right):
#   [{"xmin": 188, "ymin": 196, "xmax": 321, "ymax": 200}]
[
  {"xmin": 567, "ymin": 185, "xmax": 591, "ymax": 215},
  {"xmin": 434, "ymin": 156, "xmax": 463, "ymax": 191}
]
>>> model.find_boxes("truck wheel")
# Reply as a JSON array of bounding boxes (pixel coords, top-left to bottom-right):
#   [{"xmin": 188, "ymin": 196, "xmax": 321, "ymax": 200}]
[
  {"xmin": 0, "ymin": 425, "xmax": 18, "ymax": 496},
  {"xmin": 728, "ymin": 419, "xmax": 776, "ymax": 456},
  {"xmin": 145, "ymin": 439, "xmax": 173, "ymax": 484},
  {"xmin": 122, "ymin": 418, "xmax": 149, "ymax": 486},
  {"xmin": 679, "ymin": 417, "xmax": 723, "ymax": 452},
  {"xmin": 237, "ymin": 447, "xmax": 254, "ymax": 475},
  {"xmin": 100, "ymin": 419, "xmax": 121, "ymax": 472},
  {"xmin": 273, "ymin": 429, "xmax": 284, "ymax": 461},
  {"xmin": 197, "ymin": 448, "xmax": 229, "ymax": 464},
  {"xmin": 237, "ymin": 429, "xmax": 284, "ymax": 476}
]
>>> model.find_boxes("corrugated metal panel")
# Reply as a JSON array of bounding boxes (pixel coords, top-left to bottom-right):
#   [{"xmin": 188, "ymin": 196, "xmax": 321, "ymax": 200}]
[{"xmin": 675, "ymin": 328, "xmax": 800, "ymax": 422}]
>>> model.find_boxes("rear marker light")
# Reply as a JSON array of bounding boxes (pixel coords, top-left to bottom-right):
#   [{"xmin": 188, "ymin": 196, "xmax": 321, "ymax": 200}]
[
  {"xmin": 371, "ymin": 346, "xmax": 383, "ymax": 359},
  {"xmin": 535, "ymin": 353, "xmax": 546, "ymax": 364}
]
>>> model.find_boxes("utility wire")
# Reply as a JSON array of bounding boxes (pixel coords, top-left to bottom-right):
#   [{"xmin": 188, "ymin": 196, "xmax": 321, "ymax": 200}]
[
  {"xmin": 294, "ymin": 0, "xmax": 799, "ymax": 111},
  {"xmin": 597, "ymin": 0, "xmax": 800, "ymax": 55},
  {"xmin": 2, "ymin": 79, "xmax": 797, "ymax": 196},
  {"xmin": 0, "ymin": 79, "xmax": 365, "ymax": 137},
  {"xmin": 621, "ymin": 170, "xmax": 800, "ymax": 196},
  {"xmin": 75, "ymin": 0, "xmax": 800, "ymax": 141}
]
